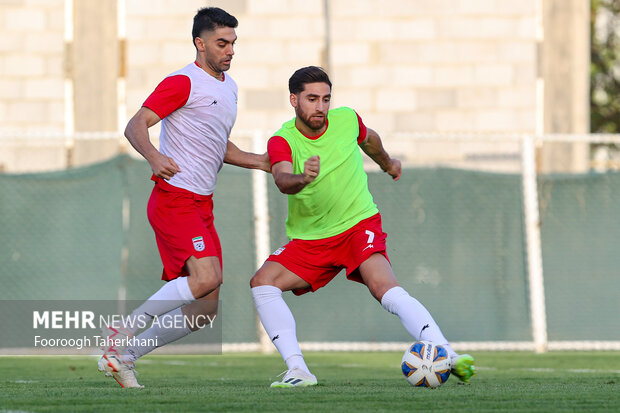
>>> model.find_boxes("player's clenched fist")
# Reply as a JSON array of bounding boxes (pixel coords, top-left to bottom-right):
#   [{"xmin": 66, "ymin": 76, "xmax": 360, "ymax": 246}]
[{"xmin": 303, "ymin": 155, "xmax": 320, "ymax": 184}]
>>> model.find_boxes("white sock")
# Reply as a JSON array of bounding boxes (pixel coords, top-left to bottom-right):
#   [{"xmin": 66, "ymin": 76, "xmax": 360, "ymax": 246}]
[
  {"xmin": 381, "ymin": 286, "xmax": 457, "ymax": 358},
  {"xmin": 122, "ymin": 307, "xmax": 192, "ymax": 363},
  {"xmin": 124, "ymin": 277, "xmax": 195, "ymax": 335},
  {"xmin": 285, "ymin": 354, "xmax": 309, "ymax": 372},
  {"xmin": 251, "ymin": 285, "xmax": 310, "ymax": 374}
]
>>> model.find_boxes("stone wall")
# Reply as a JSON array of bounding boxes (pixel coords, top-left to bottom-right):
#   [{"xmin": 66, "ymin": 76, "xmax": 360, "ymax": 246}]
[
  {"xmin": 0, "ymin": 0, "xmax": 590, "ymax": 172},
  {"xmin": 0, "ymin": 0, "xmax": 65, "ymax": 133}
]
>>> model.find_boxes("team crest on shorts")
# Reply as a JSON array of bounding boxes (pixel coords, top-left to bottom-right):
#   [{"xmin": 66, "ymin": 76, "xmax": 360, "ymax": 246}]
[
  {"xmin": 192, "ymin": 236, "xmax": 205, "ymax": 252},
  {"xmin": 272, "ymin": 247, "xmax": 285, "ymax": 256}
]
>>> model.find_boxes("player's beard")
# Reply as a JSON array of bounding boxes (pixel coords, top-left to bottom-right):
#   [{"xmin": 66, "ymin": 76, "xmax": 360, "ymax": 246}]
[{"xmin": 298, "ymin": 110, "xmax": 326, "ymax": 132}]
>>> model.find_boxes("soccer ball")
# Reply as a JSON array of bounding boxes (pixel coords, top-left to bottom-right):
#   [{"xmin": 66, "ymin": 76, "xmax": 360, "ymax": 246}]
[{"xmin": 401, "ymin": 341, "xmax": 451, "ymax": 388}]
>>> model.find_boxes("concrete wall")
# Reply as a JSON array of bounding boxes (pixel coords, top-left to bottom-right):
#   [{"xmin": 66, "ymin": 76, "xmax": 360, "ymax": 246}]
[
  {"xmin": 328, "ymin": 0, "xmax": 539, "ymax": 134},
  {"xmin": 0, "ymin": 0, "xmax": 590, "ymax": 172},
  {"xmin": 0, "ymin": 0, "xmax": 65, "ymax": 133},
  {"xmin": 134, "ymin": 0, "xmax": 539, "ymax": 135},
  {"xmin": 539, "ymin": 0, "xmax": 590, "ymax": 172}
]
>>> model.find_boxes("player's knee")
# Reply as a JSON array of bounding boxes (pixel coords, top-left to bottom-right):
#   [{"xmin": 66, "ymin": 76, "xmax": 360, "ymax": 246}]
[
  {"xmin": 192, "ymin": 272, "xmax": 222, "ymax": 297},
  {"xmin": 249, "ymin": 272, "xmax": 263, "ymax": 288},
  {"xmin": 249, "ymin": 267, "xmax": 274, "ymax": 288}
]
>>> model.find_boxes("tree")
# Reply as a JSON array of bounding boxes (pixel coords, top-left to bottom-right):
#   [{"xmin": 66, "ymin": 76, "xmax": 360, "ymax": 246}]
[{"xmin": 590, "ymin": 0, "xmax": 620, "ymax": 133}]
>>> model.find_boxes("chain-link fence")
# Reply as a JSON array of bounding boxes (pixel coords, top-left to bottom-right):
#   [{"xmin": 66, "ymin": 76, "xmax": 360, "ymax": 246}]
[{"xmin": 1, "ymin": 134, "xmax": 619, "ymax": 352}]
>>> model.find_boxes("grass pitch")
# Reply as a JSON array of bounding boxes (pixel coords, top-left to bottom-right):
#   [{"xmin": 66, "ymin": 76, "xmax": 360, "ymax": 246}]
[{"xmin": 0, "ymin": 351, "xmax": 618, "ymax": 412}]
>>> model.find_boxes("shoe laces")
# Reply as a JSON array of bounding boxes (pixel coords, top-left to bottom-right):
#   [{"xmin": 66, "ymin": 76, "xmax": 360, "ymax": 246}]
[
  {"xmin": 275, "ymin": 368, "xmax": 301, "ymax": 380},
  {"xmin": 278, "ymin": 367, "xmax": 314, "ymax": 381}
]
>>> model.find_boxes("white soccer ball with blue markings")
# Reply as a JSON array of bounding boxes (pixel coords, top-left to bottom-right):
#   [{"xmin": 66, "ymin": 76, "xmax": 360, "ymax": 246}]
[{"xmin": 401, "ymin": 341, "xmax": 451, "ymax": 388}]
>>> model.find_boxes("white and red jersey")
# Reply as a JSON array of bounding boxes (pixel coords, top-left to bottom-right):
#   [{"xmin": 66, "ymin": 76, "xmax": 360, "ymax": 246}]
[{"xmin": 143, "ymin": 62, "xmax": 238, "ymax": 195}]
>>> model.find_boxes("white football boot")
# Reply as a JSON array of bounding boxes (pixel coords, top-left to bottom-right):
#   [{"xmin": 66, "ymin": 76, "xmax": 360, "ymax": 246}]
[
  {"xmin": 99, "ymin": 354, "xmax": 144, "ymax": 389},
  {"xmin": 270, "ymin": 368, "xmax": 318, "ymax": 388},
  {"xmin": 98, "ymin": 324, "xmax": 143, "ymax": 388}
]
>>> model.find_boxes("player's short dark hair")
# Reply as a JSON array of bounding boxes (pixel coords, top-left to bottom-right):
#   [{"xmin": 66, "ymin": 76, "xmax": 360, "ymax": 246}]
[
  {"xmin": 289, "ymin": 66, "xmax": 332, "ymax": 95},
  {"xmin": 192, "ymin": 7, "xmax": 238, "ymax": 41}
]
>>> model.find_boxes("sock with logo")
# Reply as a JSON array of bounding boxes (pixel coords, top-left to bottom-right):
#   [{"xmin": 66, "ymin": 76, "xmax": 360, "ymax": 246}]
[
  {"xmin": 251, "ymin": 285, "xmax": 310, "ymax": 374},
  {"xmin": 381, "ymin": 286, "xmax": 456, "ymax": 358}
]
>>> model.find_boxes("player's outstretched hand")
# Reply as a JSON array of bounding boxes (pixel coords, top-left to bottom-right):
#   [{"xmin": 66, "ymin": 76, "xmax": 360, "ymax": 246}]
[
  {"xmin": 386, "ymin": 158, "xmax": 401, "ymax": 181},
  {"xmin": 149, "ymin": 152, "xmax": 181, "ymax": 180},
  {"xmin": 303, "ymin": 155, "xmax": 320, "ymax": 184}
]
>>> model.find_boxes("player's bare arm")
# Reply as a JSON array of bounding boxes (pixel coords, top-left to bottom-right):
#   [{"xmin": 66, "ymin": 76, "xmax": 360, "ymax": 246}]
[
  {"xmin": 224, "ymin": 140, "xmax": 271, "ymax": 172},
  {"xmin": 359, "ymin": 128, "xmax": 401, "ymax": 181},
  {"xmin": 124, "ymin": 106, "xmax": 181, "ymax": 180},
  {"xmin": 272, "ymin": 156, "xmax": 320, "ymax": 194}
]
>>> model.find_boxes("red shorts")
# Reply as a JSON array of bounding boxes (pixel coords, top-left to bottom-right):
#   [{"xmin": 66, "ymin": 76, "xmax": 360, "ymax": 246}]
[
  {"xmin": 147, "ymin": 176, "xmax": 222, "ymax": 281},
  {"xmin": 267, "ymin": 213, "xmax": 390, "ymax": 295}
]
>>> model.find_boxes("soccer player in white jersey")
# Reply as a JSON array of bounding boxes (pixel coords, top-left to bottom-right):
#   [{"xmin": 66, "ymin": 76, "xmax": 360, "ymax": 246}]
[{"xmin": 97, "ymin": 7, "xmax": 269, "ymax": 388}]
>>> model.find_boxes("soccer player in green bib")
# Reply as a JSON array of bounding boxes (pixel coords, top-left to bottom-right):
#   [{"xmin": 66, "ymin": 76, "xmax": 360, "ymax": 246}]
[{"xmin": 250, "ymin": 66, "xmax": 475, "ymax": 387}]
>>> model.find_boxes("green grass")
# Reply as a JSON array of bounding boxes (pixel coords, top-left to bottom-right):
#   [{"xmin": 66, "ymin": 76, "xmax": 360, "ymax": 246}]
[{"xmin": 0, "ymin": 352, "xmax": 618, "ymax": 412}]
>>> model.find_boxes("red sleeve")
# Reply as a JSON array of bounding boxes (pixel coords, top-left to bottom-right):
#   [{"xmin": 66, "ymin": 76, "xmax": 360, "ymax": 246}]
[
  {"xmin": 356, "ymin": 112, "xmax": 368, "ymax": 144},
  {"xmin": 142, "ymin": 75, "xmax": 191, "ymax": 119},
  {"xmin": 267, "ymin": 136, "xmax": 292, "ymax": 168}
]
